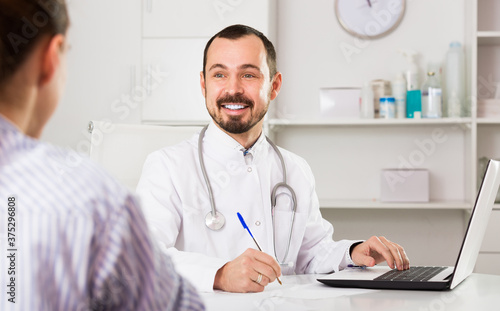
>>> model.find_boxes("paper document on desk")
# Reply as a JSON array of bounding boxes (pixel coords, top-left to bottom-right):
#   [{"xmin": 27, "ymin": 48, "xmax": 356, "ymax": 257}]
[
  {"xmin": 200, "ymin": 274, "xmax": 375, "ymax": 311},
  {"xmin": 264, "ymin": 274, "xmax": 374, "ymax": 299}
]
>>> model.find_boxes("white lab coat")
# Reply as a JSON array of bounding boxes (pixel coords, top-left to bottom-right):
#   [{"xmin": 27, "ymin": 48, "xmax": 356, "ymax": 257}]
[{"xmin": 136, "ymin": 121, "xmax": 359, "ymax": 292}]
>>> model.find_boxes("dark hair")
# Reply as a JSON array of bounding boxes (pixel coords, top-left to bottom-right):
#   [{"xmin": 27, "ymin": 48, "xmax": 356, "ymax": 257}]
[
  {"xmin": 202, "ymin": 24, "xmax": 277, "ymax": 80},
  {"xmin": 0, "ymin": 0, "xmax": 69, "ymax": 87}
]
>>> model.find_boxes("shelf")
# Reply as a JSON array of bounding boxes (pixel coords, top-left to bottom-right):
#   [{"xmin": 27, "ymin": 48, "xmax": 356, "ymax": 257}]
[
  {"xmin": 477, "ymin": 31, "xmax": 500, "ymax": 45},
  {"xmin": 268, "ymin": 118, "xmax": 472, "ymax": 127},
  {"xmin": 477, "ymin": 118, "xmax": 500, "ymax": 124},
  {"xmin": 318, "ymin": 199, "xmax": 471, "ymax": 210}
]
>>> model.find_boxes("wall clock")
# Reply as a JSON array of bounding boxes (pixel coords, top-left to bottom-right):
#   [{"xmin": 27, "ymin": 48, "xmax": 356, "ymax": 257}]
[{"xmin": 335, "ymin": 0, "xmax": 406, "ymax": 39}]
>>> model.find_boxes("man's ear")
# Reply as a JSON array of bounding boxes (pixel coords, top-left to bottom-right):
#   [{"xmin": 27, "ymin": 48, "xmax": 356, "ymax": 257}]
[
  {"xmin": 200, "ymin": 71, "xmax": 206, "ymax": 98},
  {"xmin": 270, "ymin": 72, "xmax": 282, "ymax": 101},
  {"xmin": 39, "ymin": 34, "xmax": 65, "ymax": 86}
]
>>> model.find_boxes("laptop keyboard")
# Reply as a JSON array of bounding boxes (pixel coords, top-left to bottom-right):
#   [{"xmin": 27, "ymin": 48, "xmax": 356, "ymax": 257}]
[{"xmin": 374, "ymin": 266, "xmax": 447, "ymax": 282}]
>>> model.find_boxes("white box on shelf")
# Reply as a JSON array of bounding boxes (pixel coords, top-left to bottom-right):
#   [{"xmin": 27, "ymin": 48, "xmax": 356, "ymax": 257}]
[
  {"xmin": 319, "ymin": 87, "xmax": 361, "ymax": 119},
  {"xmin": 478, "ymin": 99, "xmax": 500, "ymax": 118},
  {"xmin": 380, "ymin": 169, "xmax": 429, "ymax": 202}
]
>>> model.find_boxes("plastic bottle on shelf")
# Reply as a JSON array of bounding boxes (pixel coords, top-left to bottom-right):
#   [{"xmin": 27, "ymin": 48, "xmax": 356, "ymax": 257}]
[
  {"xmin": 379, "ymin": 97, "xmax": 396, "ymax": 119},
  {"xmin": 371, "ymin": 79, "xmax": 391, "ymax": 118},
  {"xmin": 398, "ymin": 49, "xmax": 419, "ymax": 91},
  {"xmin": 399, "ymin": 49, "xmax": 421, "ymax": 118},
  {"xmin": 445, "ymin": 41, "xmax": 465, "ymax": 117},
  {"xmin": 421, "ymin": 71, "xmax": 442, "ymax": 118},
  {"xmin": 360, "ymin": 81, "xmax": 374, "ymax": 118},
  {"xmin": 391, "ymin": 73, "xmax": 407, "ymax": 118}
]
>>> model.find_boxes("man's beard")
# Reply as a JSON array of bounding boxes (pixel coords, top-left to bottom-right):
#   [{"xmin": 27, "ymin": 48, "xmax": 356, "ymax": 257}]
[{"xmin": 208, "ymin": 93, "xmax": 268, "ymax": 134}]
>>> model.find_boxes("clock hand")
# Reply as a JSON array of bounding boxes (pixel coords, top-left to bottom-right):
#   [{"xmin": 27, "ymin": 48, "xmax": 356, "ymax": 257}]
[{"xmin": 367, "ymin": 0, "xmax": 372, "ymax": 8}]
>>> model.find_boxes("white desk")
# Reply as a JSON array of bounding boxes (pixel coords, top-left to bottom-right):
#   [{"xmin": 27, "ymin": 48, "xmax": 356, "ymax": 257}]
[{"xmin": 200, "ymin": 273, "xmax": 500, "ymax": 311}]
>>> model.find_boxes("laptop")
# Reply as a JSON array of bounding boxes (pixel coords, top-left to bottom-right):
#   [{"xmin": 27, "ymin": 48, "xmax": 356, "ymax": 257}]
[{"xmin": 318, "ymin": 159, "xmax": 500, "ymax": 291}]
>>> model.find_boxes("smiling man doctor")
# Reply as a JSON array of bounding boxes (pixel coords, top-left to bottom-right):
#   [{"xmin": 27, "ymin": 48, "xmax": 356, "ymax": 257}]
[{"xmin": 136, "ymin": 24, "xmax": 410, "ymax": 293}]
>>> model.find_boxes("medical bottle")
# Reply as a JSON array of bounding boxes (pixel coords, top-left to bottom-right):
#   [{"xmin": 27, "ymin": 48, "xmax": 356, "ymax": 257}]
[
  {"xmin": 391, "ymin": 74, "xmax": 406, "ymax": 118},
  {"xmin": 421, "ymin": 71, "xmax": 442, "ymax": 118},
  {"xmin": 399, "ymin": 49, "xmax": 419, "ymax": 91},
  {"xmin": 360, "ymin": 81, "xmax": 374, "ymax": 118},
  {"xmin": 445, "ymin": 41, "xmax": 466, "ymax": 117},
  {"xmin": 399, "ymin": 49, "xmax": 421, "ymax": 118},
  {"xmin": 379, "ymin": 97, "xmax": 396, "ymax": 119}
]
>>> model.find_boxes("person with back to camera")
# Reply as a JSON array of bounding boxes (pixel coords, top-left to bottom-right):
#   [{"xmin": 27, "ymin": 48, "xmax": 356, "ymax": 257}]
[
  {"xmin": 136, "ymin": 24, "xmax": 410, "ymax": 294},
  {"xmin": 0, "ymin": 0, "xmax": 205, "ymax": 309}
]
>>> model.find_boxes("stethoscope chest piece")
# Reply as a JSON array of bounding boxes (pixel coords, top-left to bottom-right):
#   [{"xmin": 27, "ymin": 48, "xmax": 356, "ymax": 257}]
[{"xmin": 205, "ymin": 210, "xmax": 225, "ymax": 231}]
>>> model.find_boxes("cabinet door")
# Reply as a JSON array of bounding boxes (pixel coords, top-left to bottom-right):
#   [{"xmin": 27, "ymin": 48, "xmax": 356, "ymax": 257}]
[
  {"xmin": 142, "ymin": 38, "xmax": 209, "ymax": 122},
  {"xmin": 480, "ymin": 210, "xmax": 500, "ymax": 252},
  {"xmin": 142, "ymin": 0, "xmax": 273, "ymax": 37},
  {"xmin": 475, "ymin": 254, "xmax": 500, "ymax": 275},
  {"xmin": 43, "ymin": 0, "xmax": 141, "ymax": 148}
]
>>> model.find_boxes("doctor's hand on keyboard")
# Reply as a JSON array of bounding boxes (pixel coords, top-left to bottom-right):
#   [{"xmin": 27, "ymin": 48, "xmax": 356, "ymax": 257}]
[
  {"xmin": 351, "ymin": 236, "xmax": 410, "ymax": 271},
  {"xmin": 213, "ymin": 248, "xmax": 282, "ymax": 293}
]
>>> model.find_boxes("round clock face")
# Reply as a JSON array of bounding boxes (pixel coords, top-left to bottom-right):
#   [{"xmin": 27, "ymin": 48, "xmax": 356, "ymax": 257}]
[{"xmin": 335, "ymin": 0, "xmax": 406, "ymax": 39}]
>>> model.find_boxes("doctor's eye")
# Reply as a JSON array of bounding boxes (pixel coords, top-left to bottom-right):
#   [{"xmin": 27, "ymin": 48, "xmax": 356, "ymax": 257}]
[{"xmin": 214, "ymin": 73, "xmax": 225, "ymax": 78}]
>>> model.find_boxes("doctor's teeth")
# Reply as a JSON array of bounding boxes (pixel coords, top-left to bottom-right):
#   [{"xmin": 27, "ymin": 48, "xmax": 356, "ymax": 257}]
[{"xmin": 224, "ymin": 104, "xmax": 245, "ymax": 110}]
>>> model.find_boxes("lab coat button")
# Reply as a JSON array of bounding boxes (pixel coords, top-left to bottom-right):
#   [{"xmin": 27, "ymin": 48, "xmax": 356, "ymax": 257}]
[
  {"xmin": 247, "ymin": 167, "xmax": 252, "ymax": 172},
  {"xmin": 255, "ymin": 221, "xmax": 261, "ymax": 226}
]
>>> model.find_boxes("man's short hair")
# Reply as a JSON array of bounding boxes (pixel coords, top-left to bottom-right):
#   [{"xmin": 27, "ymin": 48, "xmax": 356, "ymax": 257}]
[
  {"xmin": 202, "ymin": 24, "xmax": 277, "ymax": 80},
  {"xmin": 0, "ymin": 0, "xmax": 69, "ymax": 87}
]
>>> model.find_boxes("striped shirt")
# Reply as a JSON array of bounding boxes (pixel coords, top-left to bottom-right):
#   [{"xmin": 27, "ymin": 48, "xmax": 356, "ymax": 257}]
[{"xmin": 0, "ymin": 115, "xmax": 205, "ymax": 310}]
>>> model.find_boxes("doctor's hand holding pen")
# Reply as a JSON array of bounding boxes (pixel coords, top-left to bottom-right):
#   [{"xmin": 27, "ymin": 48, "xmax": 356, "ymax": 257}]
[
  {"xmin": 213, "ymin": 212, "xmax": 282, "ymax": 293},
  {"xmin": 351, "ymin": 236, "xmax": 411, "ymax": 271},
  {"xmin": 213, "ymin": 248, "xmax": 282, "ymax": 293}
]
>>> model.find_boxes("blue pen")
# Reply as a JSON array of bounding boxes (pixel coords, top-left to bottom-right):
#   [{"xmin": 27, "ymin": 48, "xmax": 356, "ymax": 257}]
[{"xmin": 237, "ymin": 212, "xmax": 282, "ymax": 285}]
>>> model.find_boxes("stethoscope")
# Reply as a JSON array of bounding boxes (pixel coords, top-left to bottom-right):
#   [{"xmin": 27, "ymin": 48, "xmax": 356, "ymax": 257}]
[{"xmin": 198, "ymin": 125, "xmax": 297, "ymax": 265}]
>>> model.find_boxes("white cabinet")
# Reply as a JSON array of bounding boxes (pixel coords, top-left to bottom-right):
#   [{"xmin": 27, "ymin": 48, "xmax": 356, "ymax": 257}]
[
  {"xmin": 480, "ymin": 211, "xmax": 500, "ymax": 253},
  {"xmin": 477, "ymin": 211, "xmax": 500, "ymax": 274},
  {"xmin": 64, "ymin": 0, "xmax": 141, "ymax": 124},
  {"xmin": 142, "ymin": 38, "xmax": 209, "ymax": 123},
  {"xmin": 44, "ymin": 0, "xmax": 142, "ymax": 148}
]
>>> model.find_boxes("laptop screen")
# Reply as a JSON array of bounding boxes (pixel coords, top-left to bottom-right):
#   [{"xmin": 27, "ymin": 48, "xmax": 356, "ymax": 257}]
[{"xmin": 450, "ymin": 159, "xmax": 500, "ymax": 289}]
